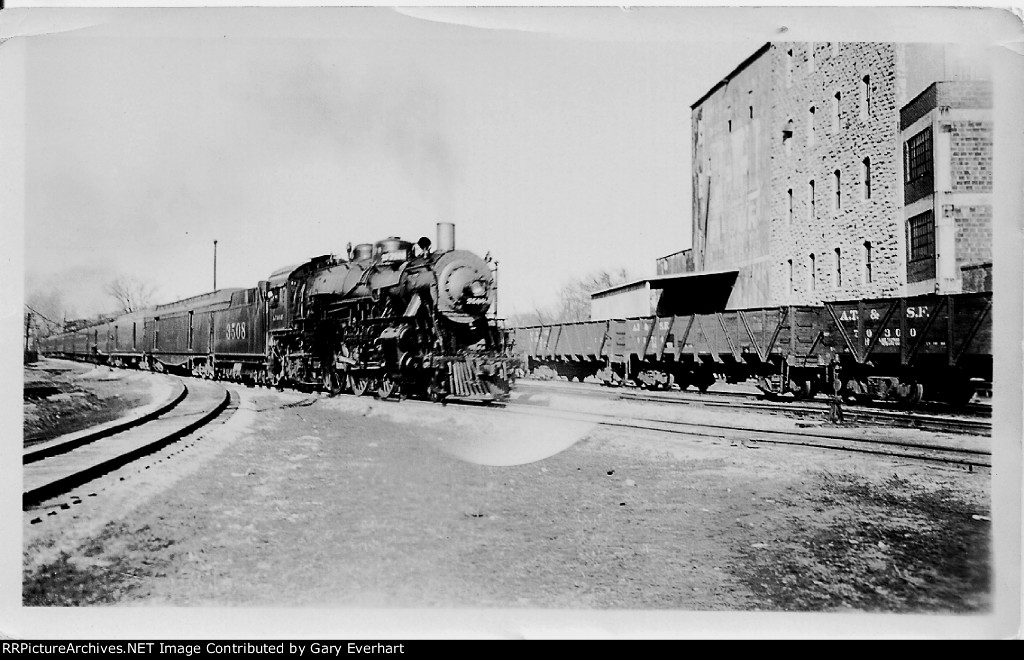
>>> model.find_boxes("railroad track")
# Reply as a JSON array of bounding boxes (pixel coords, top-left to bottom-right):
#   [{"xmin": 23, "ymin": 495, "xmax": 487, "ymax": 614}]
[
  {"xmin": 23, "ymin": 377, "xmax": 234, "ymax": 512},
  {"xmin": 516, "ymin": 379, "xmax": 992, "ymax": 436},
  {"xmin": 333, "ymin": 384, "xmax": 990, "ymax": 469},
  {"xmin": 502, "ymin": 399, "xmax": 991, "ymax": 469}
]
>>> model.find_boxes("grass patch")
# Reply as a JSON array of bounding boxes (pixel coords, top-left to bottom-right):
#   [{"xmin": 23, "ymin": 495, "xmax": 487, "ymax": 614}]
[{"xmin": 735, "ymin": 470, "xmax": 990, "ymax": 612}]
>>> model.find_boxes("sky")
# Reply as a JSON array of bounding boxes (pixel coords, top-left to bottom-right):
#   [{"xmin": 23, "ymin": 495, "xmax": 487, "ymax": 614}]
[{"xmin": 4, "ymin": 5, "xmax": 1019, "ymax": 325}]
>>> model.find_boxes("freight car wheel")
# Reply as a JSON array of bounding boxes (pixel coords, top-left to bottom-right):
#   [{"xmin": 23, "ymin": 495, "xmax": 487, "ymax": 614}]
[{"xmin": 904, "ymin": 383, "xmax": 924, "ymax": 406}]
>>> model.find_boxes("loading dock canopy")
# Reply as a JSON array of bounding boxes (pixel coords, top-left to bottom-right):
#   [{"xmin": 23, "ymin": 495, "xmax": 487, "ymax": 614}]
[{"xmin": 591, "ymin": 269, "xmax": 739, "ymax": 317}]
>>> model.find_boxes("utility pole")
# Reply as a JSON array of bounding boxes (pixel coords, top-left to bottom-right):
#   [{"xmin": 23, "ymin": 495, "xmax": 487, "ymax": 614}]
[{"xmin": 213, "ymin": 239, "xmax": 218, "ymax": 291}]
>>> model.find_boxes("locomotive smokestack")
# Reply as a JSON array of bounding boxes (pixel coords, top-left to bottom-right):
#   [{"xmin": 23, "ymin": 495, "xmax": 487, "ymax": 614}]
[{"xmin": 437, "ymin": 222, "xmax": 455, "ymax": 253}]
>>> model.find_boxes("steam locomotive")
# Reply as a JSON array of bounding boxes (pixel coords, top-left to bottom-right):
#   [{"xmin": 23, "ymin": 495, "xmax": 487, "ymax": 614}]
[{"xmin": 38, "ymin": 223, "xmax": 514, "ymax": 402}]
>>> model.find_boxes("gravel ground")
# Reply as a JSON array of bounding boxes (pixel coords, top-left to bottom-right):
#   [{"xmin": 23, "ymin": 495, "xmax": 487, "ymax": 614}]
[
  {"xmin": 16, "ymin": 365, "xmax": 1014, "ymax": 638},
  {"xmin": 23, "ymin": 361, "xmax": 156, "ymax": 446}
]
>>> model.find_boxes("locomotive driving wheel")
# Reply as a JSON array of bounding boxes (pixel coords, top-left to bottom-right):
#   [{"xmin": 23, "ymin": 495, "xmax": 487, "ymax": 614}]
[
  {"xmin": 348, "ymin": 374, "xmax": 371, "ymax": 397},
  {"xmin": 322, "ymin": 369, "xmax": 342, "ymax": 396},
  {"xmin": 378, "ymin": 375, "xmax": 399, "ymax": 400}
]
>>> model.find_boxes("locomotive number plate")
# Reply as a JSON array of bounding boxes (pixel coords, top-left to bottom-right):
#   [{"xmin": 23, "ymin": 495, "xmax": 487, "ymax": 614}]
[{"xmin": 226, "ymin": 322, "xmax": 247, "ymax": 340}]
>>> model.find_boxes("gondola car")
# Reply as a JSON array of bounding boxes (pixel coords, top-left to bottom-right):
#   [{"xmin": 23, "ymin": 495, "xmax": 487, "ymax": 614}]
[{"xmin": 514, "ymin": 291, "xmax": 992, "ymax": 406}]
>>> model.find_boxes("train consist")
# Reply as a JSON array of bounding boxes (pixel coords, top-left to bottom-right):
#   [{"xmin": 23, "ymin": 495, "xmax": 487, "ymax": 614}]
[
  {"xmin": 39, "ymin": 223, "xmax": 514, "ymax": 402},
  {"xmin": 513, "ymin": 291, "xmax": 992, "ymax": 406}
]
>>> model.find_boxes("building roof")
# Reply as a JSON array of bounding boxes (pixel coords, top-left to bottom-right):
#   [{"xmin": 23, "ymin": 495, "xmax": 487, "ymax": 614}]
[
  {"xmin": 690, "ymin": 42, "xmax": 772, "ymax": 110},
  {"xmin": 590, "ymin": 269, "xmax": 740, "ymax": 298}
]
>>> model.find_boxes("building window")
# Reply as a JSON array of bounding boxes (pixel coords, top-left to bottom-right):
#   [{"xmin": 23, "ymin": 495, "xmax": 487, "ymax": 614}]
[
  {"xmin": 809, "ymin": 254, "xmax": 817, "ymax": 290},
  {"xmin": 749, "ymin": 105, "xmax": 754, "ymax": 120},
  {"xmin": 862, "ymin": 157, "xmax": 871, "ymax": 200},
  {"xmin": 832, "ymin": 91, "xmax": 841, "ymax": 133},
  {"xmin": 860, "ymin": 75, "xmax": 871, "ymax": 120},
  {"xmin": 808, "ymin": 105, "xmax": 815, "ymax": 146},
  {"xmin": 728, "ymin": 119, "xmax": 732, "ymax": 133},
  {"xmin": 908, "ymin": 211, "xmax": 935, "ymax": 262},
  {"xmin": 863, "ymin": 241, "xmax": 873, "ymax": 283},
  {"xmin": 782, "ymin": 119, "xmax": 794, "ymax": 154},
  {"xmin": 808, "ymin": 180, "xmax": 816, "ymax": 221},
  {"xmin": 833, "ymin": 169, "xmax": 841, "ymax": 211},
  {"xmin": 788, "ymin": 259, "xmax": 794, "ymax": 292},
  {"xmin": 834, "ymin": 247, "xmax": 842, "ymax": 287},
  {"xmin": 904, "ymin": 126, "xmax": 933, "ymax": 183},
  {"xmin": 787, "ymin": 188, "xmax": 793, "ymax": 224}
]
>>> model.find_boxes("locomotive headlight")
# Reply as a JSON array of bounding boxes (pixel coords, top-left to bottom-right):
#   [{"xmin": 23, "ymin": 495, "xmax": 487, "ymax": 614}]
[{"xmin": 469, "ymin": 280, "xmax": 487, "ymax": 298}]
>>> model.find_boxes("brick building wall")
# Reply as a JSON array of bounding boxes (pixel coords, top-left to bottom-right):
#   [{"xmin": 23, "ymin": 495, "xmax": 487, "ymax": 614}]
[
  {"xmin": 900, "ymin": 80, "xmax": 992, "ymax": 295},
  {"xmin": 693, "ymin": 42, "xmax": 910, "ymax": 308},
  {"xmin": 950, "ymin": 121, "xmax": 993, "ymax": 192},
  {"xmin": 691, "ymin": 42, "xmax": 992, "ymax": 307},
  {"xmin": 769, "ymin": 42, "xmax": 906, "ymax": 305},
  {"xmin": 953, "ymin": 205, "xmax": 993, "ymax": 269}
]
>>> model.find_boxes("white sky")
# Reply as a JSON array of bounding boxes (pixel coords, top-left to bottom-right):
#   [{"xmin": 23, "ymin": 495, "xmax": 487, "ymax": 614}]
[{"xmin": 5, "ymin": 5, "xmax": 1019, "ymax": 322}]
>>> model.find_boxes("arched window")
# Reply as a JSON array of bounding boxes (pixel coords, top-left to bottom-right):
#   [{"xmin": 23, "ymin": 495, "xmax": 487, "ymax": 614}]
[
  {"xmin": 809, "ymin": 254, "xmax": 817, "ymax": 290},
  {"xmin": 861, "ymin": 75, "xmax": 871, "ymax": 120},
  {"xmin": 832, "ymin": 91, "xmax": 841, "ymax": 133},
  {"xmin": 782, "ymin": 119, "xmax": 794, "ymax": 155},
  {"xmin": 834, "ymin": 169, "xmax": 842, "ymax": 211},
  {"xmin": 808, "ymin": 105, "xmax": 816, "ymax": 147},
  {"xmin": 863, "ymin": 241, "xmax": 873, "ymax": 284},
  {"xmin": 862, "ymin": 157, "xmax": 871, "ymax": 200},
  {"xmin": 834, "ymin": 248, "xmax": 842, "ymax": 287}
]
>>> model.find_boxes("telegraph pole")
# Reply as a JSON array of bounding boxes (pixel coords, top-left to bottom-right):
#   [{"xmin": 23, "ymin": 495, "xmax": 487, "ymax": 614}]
[{"xmin": 213, "ymin": 240, "xmax": 218, "ymax": 291}]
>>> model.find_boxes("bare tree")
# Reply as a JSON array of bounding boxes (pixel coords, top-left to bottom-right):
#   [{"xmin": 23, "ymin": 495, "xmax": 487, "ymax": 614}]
[
  {"xmin": 509, "ymin": 268, "xmax": 631, "ymax": 326},
  {"xmin": 25, "ymin": 289, "xmax": 68, "ymax": 337},
  {"xmin": 105, "ymin": 276, "xmax": 158, "ymax": 314},
  {"xmin": 554, "ymin": 268, "xmax": 631, "ymax": 323}
]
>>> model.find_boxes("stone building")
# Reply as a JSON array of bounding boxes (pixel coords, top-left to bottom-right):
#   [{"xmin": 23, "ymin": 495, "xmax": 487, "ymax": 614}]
[{"xmin": 684, "ymin": 42, "xmax": 992, "ymax": 308}]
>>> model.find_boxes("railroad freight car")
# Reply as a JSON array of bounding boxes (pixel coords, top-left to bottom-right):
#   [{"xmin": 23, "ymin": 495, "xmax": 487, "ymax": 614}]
[
  {"xmin": 823, "ymin": 291, "xmax": 992, "ymax": 405},
  {"xmin": 514, "ymin": 291, "xmax": 992, "ymax": 405}
]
